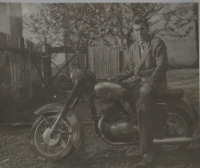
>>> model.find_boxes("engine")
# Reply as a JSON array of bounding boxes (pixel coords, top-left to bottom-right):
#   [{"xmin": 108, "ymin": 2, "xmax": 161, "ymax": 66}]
[{"xmin": 98, "ymin": 100, "xmax": 138, "ymax": 142}]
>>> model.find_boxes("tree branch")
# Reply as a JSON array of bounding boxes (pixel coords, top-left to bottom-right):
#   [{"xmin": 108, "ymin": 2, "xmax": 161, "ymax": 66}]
[{"xmin": 114, "ymin": 13, "xmax": 124, "ymax": 37}]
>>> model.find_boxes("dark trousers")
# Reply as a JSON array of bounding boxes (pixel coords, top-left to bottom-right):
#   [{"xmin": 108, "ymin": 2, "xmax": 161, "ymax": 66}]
[
  {"xmin": 127, "ymin": 82, "xmax": 158, "ymax": 154},
  {"xmin": 137, "ymin": 95, "xmax": 157, "ymax": 154}
]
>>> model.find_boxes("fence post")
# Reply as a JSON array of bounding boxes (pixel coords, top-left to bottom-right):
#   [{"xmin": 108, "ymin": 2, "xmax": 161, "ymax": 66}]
[
  {"xmin": 42, "ymin": 43, "xmax": 52, "ymax": 88},
  {"xmin": 28, "ymin": 40, "xmax": 33, "ymax": 97}
]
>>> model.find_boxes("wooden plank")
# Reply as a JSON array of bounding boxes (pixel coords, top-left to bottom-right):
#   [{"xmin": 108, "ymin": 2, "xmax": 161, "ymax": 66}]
[
  {"xmin": 7, "ymin": 34, "xmax": 11, "ymax": 47},
  {"xmin": 110, "ymin": 48, "xmax": 113, "ymax": 77},
  {"xmin": 116, "ymin": 48, "xmax": 119, "ymax": 74},
  {"xmin": 103, "ymin": 47, "xmax": 105, "ymax": 78},
  {"xmin": 97, "ymin": 48, "xmax": 100, "ymax": 78},
  {"xmin": 106, "ymin": 47, "xmax": 109, "ymax": 78},
  {"xmin": 32, "ymin": 56, "xmax": 47, "ymax": 87},
  {"xmin": 98, "ymin": 48, "xmax": 101, "ymax": 78},
  {"xmin": 90, "ymin": 48, "xmax": 94, "ymax": 72},
  {"xmin": 0, "ymin": 45, "xmax": 28, "ymax": 53}
]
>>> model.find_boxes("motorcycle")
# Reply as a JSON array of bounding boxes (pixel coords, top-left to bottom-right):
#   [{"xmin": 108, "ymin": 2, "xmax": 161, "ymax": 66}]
[{"xmin": 29, "ymin": 69, "xmax": 198, "ymax": 162}]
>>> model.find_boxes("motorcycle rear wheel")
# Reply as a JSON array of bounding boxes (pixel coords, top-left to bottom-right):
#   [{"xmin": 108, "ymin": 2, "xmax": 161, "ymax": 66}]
[
  {"xmin": 159, "ymin": 108, "xmax": 193, "ymax": 152},
  {"xmin": 29, "ymin": 113, "xmax": 74, "ymax": 162}
]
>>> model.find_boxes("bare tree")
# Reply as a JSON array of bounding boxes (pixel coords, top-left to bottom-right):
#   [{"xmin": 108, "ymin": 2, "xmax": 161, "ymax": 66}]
[
  {"xmin": 24, "ymin": 3, "xmax": 197, "ymax": 52},
  {"xmin": 24, "ymin": 3, "xmax": 107, "ymax": 54},
  {"xmin": 96, "ymin": 3, "xmax": 196, "ymax": 49}
]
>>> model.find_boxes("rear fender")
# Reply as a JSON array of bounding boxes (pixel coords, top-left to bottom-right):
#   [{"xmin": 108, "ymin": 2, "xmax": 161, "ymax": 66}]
[
  {"xmin": 171, "ymin": 100, "xmax": 199, "ymax": 126},
  {"xmin": 34, "ymin": 103, "xmax": 84, "ymax": 148}
]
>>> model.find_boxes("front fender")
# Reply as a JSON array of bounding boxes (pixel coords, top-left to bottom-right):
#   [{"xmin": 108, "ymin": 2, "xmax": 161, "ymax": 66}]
[
  {"xmin": 34, "ymin": 103, "xmax": 84, "ymax": 148},
  {"xmin": 34, "ymin": 103, "xmax": 64, "ymax": 115}
]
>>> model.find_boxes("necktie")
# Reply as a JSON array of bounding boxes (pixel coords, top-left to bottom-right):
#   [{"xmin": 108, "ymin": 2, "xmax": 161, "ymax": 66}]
[{"xmin": 139, "ymin": 42, "xmax": 145, "ymax": 56}]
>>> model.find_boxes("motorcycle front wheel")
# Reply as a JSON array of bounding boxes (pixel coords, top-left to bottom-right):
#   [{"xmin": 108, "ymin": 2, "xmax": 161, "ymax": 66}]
[{"xmin": 29, "ymin": 113, "xmax": 74, "ymax": 162}]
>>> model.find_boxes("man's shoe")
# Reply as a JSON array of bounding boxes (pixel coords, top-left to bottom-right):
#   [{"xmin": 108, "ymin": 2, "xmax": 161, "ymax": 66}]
[{"xmin": 133, "ymin": 153, "xmax": 155, "ymax": 168}]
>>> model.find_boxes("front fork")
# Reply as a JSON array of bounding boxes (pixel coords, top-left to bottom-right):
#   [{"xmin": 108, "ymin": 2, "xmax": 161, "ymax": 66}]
[{"xmin": 49, "ymin": 81, "xmax": 82, "ymax": 136}]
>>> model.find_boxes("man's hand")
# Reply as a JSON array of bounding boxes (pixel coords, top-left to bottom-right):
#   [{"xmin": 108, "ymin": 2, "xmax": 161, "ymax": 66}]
[{"xmin": 140, "ymin": 83, "xmax": 152, "ymax": 98}]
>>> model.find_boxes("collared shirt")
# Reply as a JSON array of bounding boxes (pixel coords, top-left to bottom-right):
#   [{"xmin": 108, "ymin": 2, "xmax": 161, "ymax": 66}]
[
  {"xmin": 138, "ymin": 35, "xmax": 150, "ymax": 57},
  {"xmin": 139, "ymin": 41, "xmax": 145, "ymax": 56}
]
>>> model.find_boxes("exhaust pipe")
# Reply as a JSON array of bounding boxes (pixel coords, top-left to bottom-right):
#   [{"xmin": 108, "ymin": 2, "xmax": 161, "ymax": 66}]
[{"xmin": 153, "ymin": 137, "xmax": 194, "ymax": 145}]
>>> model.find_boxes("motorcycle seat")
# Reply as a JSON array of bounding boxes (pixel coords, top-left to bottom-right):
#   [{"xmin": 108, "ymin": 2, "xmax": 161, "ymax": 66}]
[{"xmin": 157, "ymin": 88, "xmax": 184, "ymax": 102}]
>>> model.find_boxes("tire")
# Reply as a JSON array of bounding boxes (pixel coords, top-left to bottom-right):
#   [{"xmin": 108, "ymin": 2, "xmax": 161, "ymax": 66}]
[
  {"xmin": 159, "ymin": 107, "xmax": 193, "ymax": 152},
  {"xmin": 29, "ymin": 113, "xmax": 75, "ymax": 162}
]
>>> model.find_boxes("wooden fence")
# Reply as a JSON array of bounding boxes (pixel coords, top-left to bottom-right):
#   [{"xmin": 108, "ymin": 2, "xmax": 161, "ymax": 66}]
[
  {"xmin": 0, "ymin": 32, "xmax": 43, "ymax": 96},
  {"xmin": 88, "ymin": 47, "xmax": 126, "ymax": 79}
]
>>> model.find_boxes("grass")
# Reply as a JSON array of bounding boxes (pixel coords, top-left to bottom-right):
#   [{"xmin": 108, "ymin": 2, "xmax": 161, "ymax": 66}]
[{"xmin": 167, "ymin": 69, "xmax": 199, "ymax": 90}]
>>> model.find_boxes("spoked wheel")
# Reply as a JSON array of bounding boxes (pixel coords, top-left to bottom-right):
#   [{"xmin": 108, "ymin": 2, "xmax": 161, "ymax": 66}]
[
  {"xmin": 30, "ymin": 113, "xmax": 74, "ymax": 161},
  {"xmin": 160, "ymin": 109, "xmax": 193, "ymax": 151}
]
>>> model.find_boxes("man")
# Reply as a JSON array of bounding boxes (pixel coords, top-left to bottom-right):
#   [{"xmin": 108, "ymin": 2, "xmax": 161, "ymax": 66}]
[{"xmin": 110, "ymin": 15, "xmax": 168, "ymax": 168}]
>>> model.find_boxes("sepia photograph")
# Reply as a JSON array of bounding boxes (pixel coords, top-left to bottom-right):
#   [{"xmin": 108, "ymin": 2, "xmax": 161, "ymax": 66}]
[{"xmin": 0, "ymin": 2, "xmax": 199, "ymax": 168}]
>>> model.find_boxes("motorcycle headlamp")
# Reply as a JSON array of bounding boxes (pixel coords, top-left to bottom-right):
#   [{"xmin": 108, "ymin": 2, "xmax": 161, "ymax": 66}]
[{"xmin": 70, "ymin": 71, "xmax": 75, "ymax": 83}]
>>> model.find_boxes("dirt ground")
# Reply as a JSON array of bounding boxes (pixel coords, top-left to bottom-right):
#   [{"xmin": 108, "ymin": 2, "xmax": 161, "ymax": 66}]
[
  {"xmin": 0, "ymin": 69, "xmax": 199, "ymax": 168},
  {"xmin": 1, "ymin": 125, "xmax": 200, "ymax": 168}
]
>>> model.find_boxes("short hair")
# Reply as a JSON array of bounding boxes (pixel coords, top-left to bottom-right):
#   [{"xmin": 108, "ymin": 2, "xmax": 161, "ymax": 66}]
[{"xmin": 133, "ymin": 15, "xmax": 149, "ymax": 30}]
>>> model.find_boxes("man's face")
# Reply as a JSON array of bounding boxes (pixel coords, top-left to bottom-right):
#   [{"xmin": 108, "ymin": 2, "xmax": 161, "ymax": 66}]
[{"xmin": 133, "ymin": 22, "xmax": 149, "ymax": 41}]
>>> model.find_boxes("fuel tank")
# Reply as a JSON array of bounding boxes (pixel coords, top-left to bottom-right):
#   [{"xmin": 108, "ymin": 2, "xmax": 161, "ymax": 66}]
[{"xmin": 94, "ymin": 82, "xmax": 129, "ymax": 99}]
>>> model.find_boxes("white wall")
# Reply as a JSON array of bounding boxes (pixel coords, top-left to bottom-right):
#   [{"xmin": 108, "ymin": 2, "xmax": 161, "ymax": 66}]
[
  {"xmin": 0, "ymin": 3, "xmax": 22, "ymax": 36},
  {"xmin": 0, "ymin": 3, "xmax": 11, "ymax": 34}
]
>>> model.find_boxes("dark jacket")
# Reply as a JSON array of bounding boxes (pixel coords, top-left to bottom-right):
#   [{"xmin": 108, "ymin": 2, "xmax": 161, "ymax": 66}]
[{"xmin": 116, "ymin": 36, "xmax": 168, "ymax": 94}]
